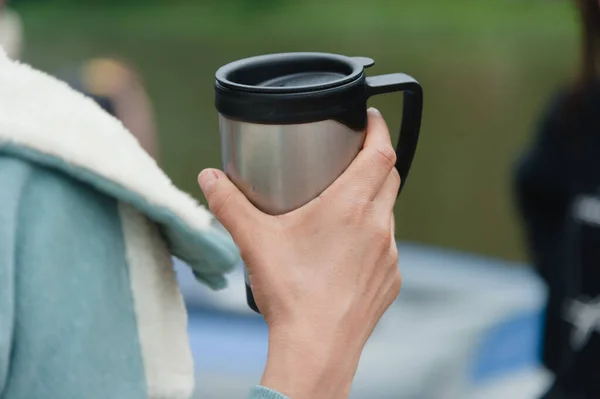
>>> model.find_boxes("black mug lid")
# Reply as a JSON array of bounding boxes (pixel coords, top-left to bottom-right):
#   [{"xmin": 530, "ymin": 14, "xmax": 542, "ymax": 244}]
[
  {"xmin": 216, "ymin": 52, "xmax": 371, "ymax": 94},
  {"xmin": 215, "ymin": 52, "xmax": 375, "ymax": 129}
]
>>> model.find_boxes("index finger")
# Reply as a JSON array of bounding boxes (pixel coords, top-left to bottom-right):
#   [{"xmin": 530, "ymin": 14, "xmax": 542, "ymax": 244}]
[{"xmin": 325, "ymin": 108, "xmax": 396, "ymax": 200}]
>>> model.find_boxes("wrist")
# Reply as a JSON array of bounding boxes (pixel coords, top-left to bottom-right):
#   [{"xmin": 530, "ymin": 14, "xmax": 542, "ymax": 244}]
[{"xmin": 260, "ymin": 323, "xmax": 361, "ymax": 399}]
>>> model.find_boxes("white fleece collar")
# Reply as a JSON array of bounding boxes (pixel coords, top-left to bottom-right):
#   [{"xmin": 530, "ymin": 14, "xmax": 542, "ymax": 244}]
[{"xmin": 0, "ymin": 49, "xmax": 215, "ymax": 234}]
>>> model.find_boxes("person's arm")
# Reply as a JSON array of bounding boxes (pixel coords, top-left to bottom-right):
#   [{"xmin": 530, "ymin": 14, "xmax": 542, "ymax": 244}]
[
  {"xmin": 247, "ymin": 324, "xmax": 360, "ymax": 399},
  {"xmin": 246, "ymin": 326, "xmax": 360, "ymax": 399},
  {"xmin": 199, "ymin": 109, "xmax": 402, "ymax": 399}
]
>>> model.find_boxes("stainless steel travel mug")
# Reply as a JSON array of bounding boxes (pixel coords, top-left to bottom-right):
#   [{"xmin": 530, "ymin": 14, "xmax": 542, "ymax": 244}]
[{"xmin": 215, "ymin": 52, "xmax": 423, "ymax": 313}]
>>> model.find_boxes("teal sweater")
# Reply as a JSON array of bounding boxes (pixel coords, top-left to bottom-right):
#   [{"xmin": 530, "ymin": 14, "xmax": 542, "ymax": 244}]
[{"xmin": 0, "ymin": 51, "xmax": 287, "ymax": 399}]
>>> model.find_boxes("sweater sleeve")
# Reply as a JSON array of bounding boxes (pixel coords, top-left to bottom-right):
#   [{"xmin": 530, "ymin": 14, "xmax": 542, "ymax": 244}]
[
  {"xmin": 0, "ymin": 154, "xmax": 155, "ymax": 399},
  {"xmin": 248, "ymin": 386, "xmax": 290, "ymax": 399},
  {"xmin": 0, "ymin": 156, "xmax": 34, "ymax": 396}
]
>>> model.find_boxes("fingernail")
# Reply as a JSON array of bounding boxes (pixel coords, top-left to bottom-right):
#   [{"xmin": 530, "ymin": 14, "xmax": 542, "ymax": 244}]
[
  {"xmin": 198, "ymin": 169, "xmax": 219, "ymax": 194},
  {"xmin": 368, "ymin": 107, "xmax": 381, "ymax": 116}
]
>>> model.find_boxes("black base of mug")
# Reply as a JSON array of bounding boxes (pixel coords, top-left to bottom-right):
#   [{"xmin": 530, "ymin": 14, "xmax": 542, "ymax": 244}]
[{"xmin": 246, "ymin": 283, "xmax": 261, "ymax": 314}]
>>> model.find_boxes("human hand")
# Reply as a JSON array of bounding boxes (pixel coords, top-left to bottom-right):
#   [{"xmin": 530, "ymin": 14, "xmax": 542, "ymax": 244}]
[{"xmin": 198, "ymin": 108, "xmax": 401, "ymax": 399}]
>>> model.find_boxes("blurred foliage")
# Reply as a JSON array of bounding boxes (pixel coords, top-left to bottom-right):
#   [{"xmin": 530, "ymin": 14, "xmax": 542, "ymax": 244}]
[
  {"xmin": 12, "ymin": 0, "xmax": 579, "ymax": 261},
  {"xmin": 11, "ymin": 0, "xmax": 289, "ymax": 9}
]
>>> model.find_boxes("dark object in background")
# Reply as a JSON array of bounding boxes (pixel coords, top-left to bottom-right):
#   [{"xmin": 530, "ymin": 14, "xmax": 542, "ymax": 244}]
[
  {"xmin": 515, "ymin": 80, "xmax": 600, "ymax": 399},
  {"xmin": 514, "ymin": 2, "xmax": 600, "ymax": 399},
  {"xmin": 65, "ymin": 72, "xmax": 117, "ymax": 117},
  {"xmin": 56, "ymin": 57, "xmax": 159, "ymax": 160},
  {"xmin": 215, "ymin": 52, "xmax": 423, "ymax": 313}
]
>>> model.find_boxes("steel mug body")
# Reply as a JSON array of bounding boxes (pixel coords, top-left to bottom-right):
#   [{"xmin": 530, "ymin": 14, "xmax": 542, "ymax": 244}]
[{"xmin": 219, "ymin": 118, "xmax": 365, "ymax": 215}]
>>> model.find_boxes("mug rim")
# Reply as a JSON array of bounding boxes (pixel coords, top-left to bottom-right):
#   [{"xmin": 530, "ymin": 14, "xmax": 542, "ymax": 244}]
[{"xmin": 215, "ymin": 52, "xmax": 364, "ymax": 95}]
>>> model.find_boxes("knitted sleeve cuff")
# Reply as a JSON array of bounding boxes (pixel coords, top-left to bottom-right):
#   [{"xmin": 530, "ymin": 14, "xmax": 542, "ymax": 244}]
[{"xmin": 248, "ymin": 385, "xmax": 290, "ymax": 399}]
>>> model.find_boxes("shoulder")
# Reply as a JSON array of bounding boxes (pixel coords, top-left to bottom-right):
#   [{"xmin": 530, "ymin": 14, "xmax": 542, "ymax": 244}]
[
  {"xmin": 517, "ymin": 87, "xmax": 574, "ymax": 167},
  {"xmin": 537, "ymin": 81, "xmax": 600, "ymax": 138},
  {"xmin": 0, "ymin": 152, "xmax": 118, "ymax": 221},
  {"xmin": 0, "ymin": 152, "xmax": 124, "ymax": 263},
  {"xmin": 535, "ymin": 87, "xmax": 571, "ymax": 141},
  {"xmin": 0, "ymin": 155, "xmax": 112, "ymax": 230},
  {"xmin": 0, "ymin": 53, "xmax": 238, "ymax": 288}
]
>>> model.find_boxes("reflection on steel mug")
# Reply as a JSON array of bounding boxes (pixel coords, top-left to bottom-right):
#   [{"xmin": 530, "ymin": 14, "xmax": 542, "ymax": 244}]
[{"xmin": 214, "ymin": 52, "xmax": 423, "ymax": 313}]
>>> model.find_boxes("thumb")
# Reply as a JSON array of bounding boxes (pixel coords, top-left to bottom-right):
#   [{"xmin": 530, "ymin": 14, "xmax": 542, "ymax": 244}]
[{"xmin": 198, "ymin": 168, "xmax": 260, "ymax": 238}]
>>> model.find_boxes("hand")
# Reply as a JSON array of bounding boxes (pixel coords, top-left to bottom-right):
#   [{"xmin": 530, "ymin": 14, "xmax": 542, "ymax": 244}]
[{"xmin": 198, "ymin": 108, "xmax": 401, "ymax": 399}]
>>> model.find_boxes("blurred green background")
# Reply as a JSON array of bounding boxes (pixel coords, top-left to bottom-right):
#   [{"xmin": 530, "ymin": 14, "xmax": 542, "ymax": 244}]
[{"xmin": 12, "ymin": 0, "xmax": 580, "ymax": 261}]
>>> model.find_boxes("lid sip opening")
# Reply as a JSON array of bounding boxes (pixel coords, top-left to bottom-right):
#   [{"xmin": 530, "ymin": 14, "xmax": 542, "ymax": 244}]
[{"xmin": 258, "ymin": 71, "xmax": 347, "ymax": 88}]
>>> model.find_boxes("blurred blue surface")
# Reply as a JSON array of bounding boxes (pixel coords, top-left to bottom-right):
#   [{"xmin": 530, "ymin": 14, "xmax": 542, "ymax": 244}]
[
  {"xmin": 175, "ymin": 242, "xmax": 548, "ymax": 399},
  {"xmin": 469, "ymin": 309, "xmax": 544, "ymax": 384},
  {"xmin": 187, "ymin": 310, "xmax": 267, "ymax": 376}
]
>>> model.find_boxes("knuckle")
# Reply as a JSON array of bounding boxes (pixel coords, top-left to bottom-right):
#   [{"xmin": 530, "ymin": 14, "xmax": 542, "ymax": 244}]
[
  {"xmin": 373, "ymin": 222, "xmax": 392, "ymax": 246},
  {"xmin": 341, "ymin": 208, "xmax": 365, "ymax": 229},
  {"xmin": 209, "ymin": 190, "xmax": 235, "ymax": 220},
  {"xmin": 372, "ymin": 146, "xmax": 397, "ymax": 170},
  {"xmin": 342, "ymin": 197, "xmax": 370, "ymax": 223}
]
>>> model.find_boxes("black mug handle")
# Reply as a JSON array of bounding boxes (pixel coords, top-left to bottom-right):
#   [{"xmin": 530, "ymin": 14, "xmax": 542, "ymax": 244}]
[{"xmin": 365, "ymin": 73, "xmax": 423, "ymax": 194}]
